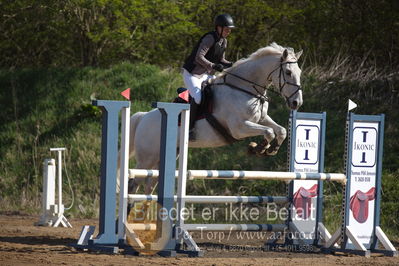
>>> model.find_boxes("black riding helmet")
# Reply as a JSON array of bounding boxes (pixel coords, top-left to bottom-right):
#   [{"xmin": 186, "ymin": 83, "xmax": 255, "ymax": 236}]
[{"xmin": 214, "ymin": 14, "xmax": 235, "ymax": 28}]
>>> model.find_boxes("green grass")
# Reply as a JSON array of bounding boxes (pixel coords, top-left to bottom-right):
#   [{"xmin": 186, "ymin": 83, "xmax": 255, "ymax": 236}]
[{"xmin": 0, "ymin": 62, "xmax": 180, "ymax": 217}]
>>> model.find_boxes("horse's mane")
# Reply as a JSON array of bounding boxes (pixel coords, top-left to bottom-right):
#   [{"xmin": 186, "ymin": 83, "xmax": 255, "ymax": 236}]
[{"xmin": 230, "ymin": 42, "xmax": 294, "ymax": 69}]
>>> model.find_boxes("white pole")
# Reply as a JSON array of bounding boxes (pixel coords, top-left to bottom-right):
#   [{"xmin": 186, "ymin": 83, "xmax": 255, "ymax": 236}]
[
  {"xmin": 176, "ymin": 108, "xmax": 190, "ymax": 238},
  {"xmin": 35, "ymin": 159, "xmax": 56, "ymax": 226},
  {"xmin": 49, "ymin": 148, "xmax": 66, "ymax": 215},
  {"xmin": 128, "ymin": 194, "xmax": 289, "ymax": 204},
  {"xmin": 118, "ymin": 105, "xmax": 130, "ymax": 242},
  {"xmin": 187, "ymin": 170, "xmax": 347, "ymax": 183},
  {"xmin": 49, "ymin": 147, "xmax": 71, "ymax": 227},
  {"xmin": 57, "ymin": 150, "xmax": 62, "ymax": 215},
  {"xmin": 128, "ymin": 169, "xmax": 346, "ymax": 183}
]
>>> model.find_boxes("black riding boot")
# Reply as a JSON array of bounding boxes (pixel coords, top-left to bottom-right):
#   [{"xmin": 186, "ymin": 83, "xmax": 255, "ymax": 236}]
[{"xmin": 189, "ymin": 100, "xmax": 200, "ymax": 140}]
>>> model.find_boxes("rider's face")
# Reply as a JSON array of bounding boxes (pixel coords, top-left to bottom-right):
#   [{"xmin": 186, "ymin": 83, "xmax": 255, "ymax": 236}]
[
  {"xmin": 222, "ymin": 27, "xmax": 231, "ymax": 38},
  {"xmin": 217, "ymin": 26, "xmax": 232, "ymax": 38}
]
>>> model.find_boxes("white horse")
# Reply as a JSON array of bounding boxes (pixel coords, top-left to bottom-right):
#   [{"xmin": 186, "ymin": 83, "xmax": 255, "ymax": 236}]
[{"xmin": 128, "ymin": 42, "xmax": 303, "ymax": 193}]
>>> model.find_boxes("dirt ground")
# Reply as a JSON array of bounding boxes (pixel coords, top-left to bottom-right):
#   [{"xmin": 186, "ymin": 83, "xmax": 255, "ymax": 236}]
[{"xmin": 0, "ymin": 214, "xmax": 398, "ymax": 266}]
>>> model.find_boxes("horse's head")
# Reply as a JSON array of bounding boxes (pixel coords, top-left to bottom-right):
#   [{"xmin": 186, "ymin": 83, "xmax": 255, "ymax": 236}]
[
  {"xmin": 221, "ymin": 43, "xmax": 303, "ymax": 110},
  {"xmin": 269, "ymin": 48, "xmax": 303, "ymax": 110}
]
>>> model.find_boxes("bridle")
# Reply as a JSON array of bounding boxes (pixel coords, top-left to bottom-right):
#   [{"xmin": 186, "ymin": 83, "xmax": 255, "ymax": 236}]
[
  {"xmin": 221, "ymin": 60, "xmax": 302, "ymax": 104},
  {"xmin": 266, "ymin": 60, "xmax": 302, "ymax": 102}
]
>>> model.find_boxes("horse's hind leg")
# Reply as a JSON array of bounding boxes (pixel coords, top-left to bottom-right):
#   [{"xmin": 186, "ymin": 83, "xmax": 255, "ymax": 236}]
[
  {"xmin": 128, "ymin": 149, "xmax": 159, "ymax": 194},
  {"xmin": 128, "ymin": 171, "xmax": 158, "ymax": 195},
  {"xmin": 126, "ymin": 154, "xmax": 159, "ymax": 222},
  {"xmin": 128, "ymin": 175, "xmax": 158, "ymax": 194}
]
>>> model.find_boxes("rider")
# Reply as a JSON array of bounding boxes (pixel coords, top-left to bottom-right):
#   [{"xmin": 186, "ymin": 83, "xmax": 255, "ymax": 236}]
[{"xmin": 182, "ymin": 13, "xmax": 235, "ymax": 138}]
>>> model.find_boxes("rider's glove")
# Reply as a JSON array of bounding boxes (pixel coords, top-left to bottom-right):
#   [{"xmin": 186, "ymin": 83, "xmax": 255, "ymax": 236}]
[{"xmin": 212, "ymin": 63, "xmax": 224, "ymax": 72}]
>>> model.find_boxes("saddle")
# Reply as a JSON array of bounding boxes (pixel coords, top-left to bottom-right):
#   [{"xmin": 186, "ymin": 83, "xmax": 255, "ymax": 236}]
[
  {"xmin": 293, "ymin": 184, "xmax": 318, "ymax": 220},
  {"xmin": 349, "ymin": 187, "xmax": 375, "ymax": 223},
  {"xmin": 173, "ymin": 85, "xmax": 238, "ymax": 143},
  {"xmin": 173, "ymin": 85, "xmax": 213, "ymax": 121}
]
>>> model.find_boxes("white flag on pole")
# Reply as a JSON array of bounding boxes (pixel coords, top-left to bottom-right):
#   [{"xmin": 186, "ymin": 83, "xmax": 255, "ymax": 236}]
[{"xmin": 348, "ymin": 99, "xmax": 357, "ymax": 112}]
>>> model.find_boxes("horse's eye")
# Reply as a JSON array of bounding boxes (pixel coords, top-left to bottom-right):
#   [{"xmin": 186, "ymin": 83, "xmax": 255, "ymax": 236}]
[{"xmin": 286, "ymin": 70, "xmax": 292, "ymax": 76}]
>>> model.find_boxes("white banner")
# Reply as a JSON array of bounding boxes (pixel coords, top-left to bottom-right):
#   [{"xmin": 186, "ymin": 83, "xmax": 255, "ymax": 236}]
[
  {"xmin": 347, "ymin": 122, "xmax": 379, "ymax": 248},
  {"xmin": 292, "ymin": 119, "xmax": 322, "ymax": 240}
]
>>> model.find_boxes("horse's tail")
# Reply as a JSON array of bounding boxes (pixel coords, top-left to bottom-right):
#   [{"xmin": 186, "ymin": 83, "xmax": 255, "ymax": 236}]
[{"xmin": 128, "ymin": 111, "xmax": 146, "ymax": 157}]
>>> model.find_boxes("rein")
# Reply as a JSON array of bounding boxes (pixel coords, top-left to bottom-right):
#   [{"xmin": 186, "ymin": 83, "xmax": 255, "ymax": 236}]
[
  {"xmin": 219, "ymin": 74, "xmax": 270, "ymax": 103},
  {"xmin": 216, "ymin": 60, "xmax": 302, "ymax": 103}
]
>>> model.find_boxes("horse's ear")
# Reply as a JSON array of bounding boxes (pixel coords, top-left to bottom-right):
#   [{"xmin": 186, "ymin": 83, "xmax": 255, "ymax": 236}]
[
  {"xmin": 281, "ymin": 49, "xmax": 288, "ymax": 61},
  {"xmin": 295, "ymin": 50, "xmax": 303, "ymax": 60}
]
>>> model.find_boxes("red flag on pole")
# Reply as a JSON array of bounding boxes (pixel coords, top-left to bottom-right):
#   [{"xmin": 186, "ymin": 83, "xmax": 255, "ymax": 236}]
[
  {"xmin": 178, "ymin": 90, "xmax": 189, "ymax": 102},
  {"xmin": 121, "ymin": 88, "xmax": 130, "ymax": 100}
]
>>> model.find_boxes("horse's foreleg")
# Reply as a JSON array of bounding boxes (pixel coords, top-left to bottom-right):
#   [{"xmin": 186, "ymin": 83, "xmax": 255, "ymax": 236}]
[
  {"xmin": 248, "ymin": 139, "xmax": 270, "ymax": 156},
  {"xmin": 233, "ymin": 120, "xmax": 276, "ymax": 156},
  {"xmin": 260, "ymin": 116, "xmax": 287, "ymax": 156}
]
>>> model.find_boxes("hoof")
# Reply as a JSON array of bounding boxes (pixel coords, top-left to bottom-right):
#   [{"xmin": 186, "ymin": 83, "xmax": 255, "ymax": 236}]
[
  {"xmin": 248, "ymin": 141, "xmax": 270, "ymax": 156},
  {"xmin": 265, "ymin": 150, "xmax": 278, "ymax": 156},
  {"xmin": 265, "ymin": 139, "xmax": 280, "ymax": 156},
  {"xmin": 247, "ymin": 142, "xmax": 258, "ymax": 154}
]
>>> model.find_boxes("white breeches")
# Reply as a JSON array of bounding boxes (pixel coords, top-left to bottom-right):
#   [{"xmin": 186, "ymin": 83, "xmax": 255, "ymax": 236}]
[{"xmin": 182, "ymin": 69, "xmax": 213, "ymax": 104}]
